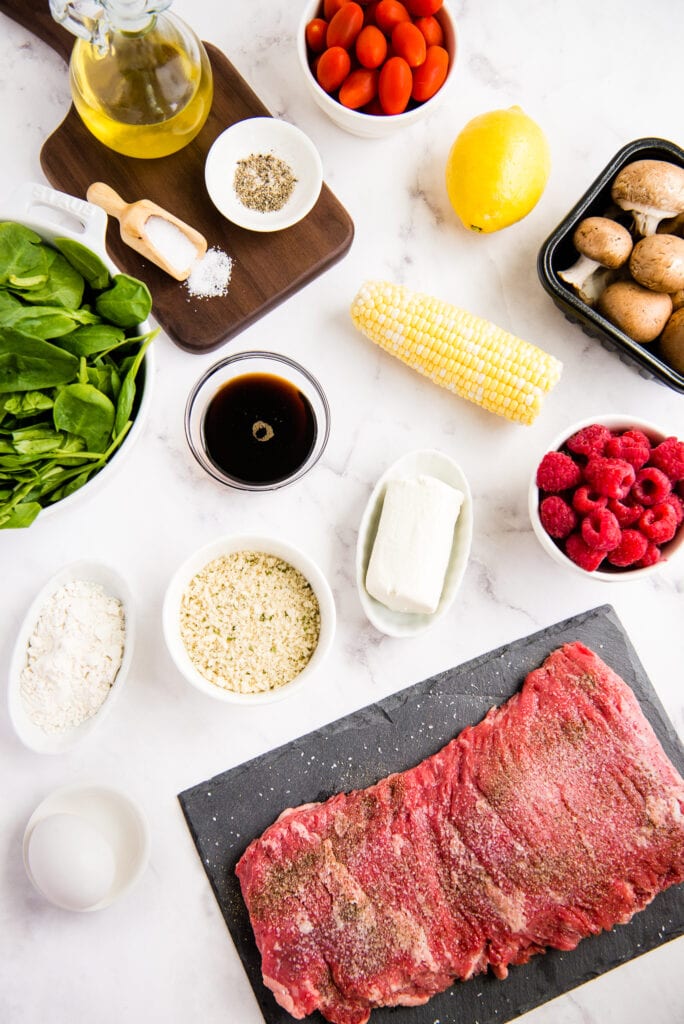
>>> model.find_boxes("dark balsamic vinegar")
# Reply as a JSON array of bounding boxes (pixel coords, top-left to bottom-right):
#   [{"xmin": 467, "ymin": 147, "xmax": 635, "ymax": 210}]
[{"xmin": 202, "ymin": 373, "xmax": 317, "ymax": 485}]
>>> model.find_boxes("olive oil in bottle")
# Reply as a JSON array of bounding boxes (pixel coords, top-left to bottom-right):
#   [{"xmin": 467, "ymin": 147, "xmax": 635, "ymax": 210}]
[{"xmin": 51, "ymin": 0, "xmax": 213, "ymax": 158}]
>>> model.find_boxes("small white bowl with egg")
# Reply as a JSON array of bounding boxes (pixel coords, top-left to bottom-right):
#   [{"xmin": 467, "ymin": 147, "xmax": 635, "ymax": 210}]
[
  {"xmin": 8, "ymin": 561, "xmax": 134, "ymax": 755},
  {"xmin": 23, "ymin": 783, "xmax": 150, "ymax": 912},
  {"xmin": 162, "ymin": 534, "xmax": 336, "ymax": 705},
  {"xmin": 356, "ymin": 449, "xmax": 473, "ymax": 637}
]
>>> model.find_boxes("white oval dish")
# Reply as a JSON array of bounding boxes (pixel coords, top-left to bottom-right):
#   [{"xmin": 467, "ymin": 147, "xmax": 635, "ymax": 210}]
[
  {"xmin": 8, "ymin": 561, "xmax": 135, "ymax": 754},
  {"xmin": 528, "ymin": 414, "xmax": 684, "ymax": 581},
  {"xmin": 356, "ymin": 449, "xmax": 473, "ymax": 637},
  {"xmin": 162, "ymin": 534, "xmax": 336, "ymax": 705},
  {"xmin": 204, "ymin": 117, "xmax": 323, "ymax": 231},
  {"xmin": 23, "ymin": 783, "xmax": 150, "ymax": 912}
]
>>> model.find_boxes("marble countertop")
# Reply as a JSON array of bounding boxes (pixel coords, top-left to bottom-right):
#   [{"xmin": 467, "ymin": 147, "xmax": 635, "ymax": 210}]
[{"xmin": 1, "ymin": 1, "xmax": 682, "ymax": 1022}]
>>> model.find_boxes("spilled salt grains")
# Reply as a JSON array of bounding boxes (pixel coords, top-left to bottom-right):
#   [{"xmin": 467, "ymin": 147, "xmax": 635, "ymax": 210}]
[{"xmin": 185, "ymin": 247, "xmax": 234, "ymax": 299}]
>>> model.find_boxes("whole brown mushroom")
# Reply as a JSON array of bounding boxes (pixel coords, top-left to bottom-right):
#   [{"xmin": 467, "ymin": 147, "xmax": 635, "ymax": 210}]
[
  {"xmin": 629, "ymin": 234, "xmax": 684, "ymax": 293},
  {"xmin": 597, "ymin": 280, "xmax": 672, "ymax": 343},
  {"xmin": 660, "ymin": 308, "xmax": 684, "ymax": 375},
  {"xmin": 611, "ymin": 159, "xmax": 684, "ymax": 236},
  {"xmin": 558, "ymin": 216, "xmax": 633, "ymax": 304}
]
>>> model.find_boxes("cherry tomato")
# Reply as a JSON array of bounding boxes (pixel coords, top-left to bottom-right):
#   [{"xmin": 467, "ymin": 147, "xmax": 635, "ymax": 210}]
[
  {"xmin": 323, "ymin": 0, "xmax": 350, "ymax": 19},
  {"xmin": 305, "ymin": 17, "xmax": 329, "ymax": 54},
  {"xmin": 327, "ymin": 1, "xmax": 364, "ymax": 48},
  {"xmin": 339, "ymin": 68, "xmax": 379, "ymax": 108},
  {"xmin": 411, "ymin": 44, "xmax": 448, "ymax": 101},
  {"xmin": 414, "ymin": 14, "xmax": 443, "ymax": 46},
  {"xmin": 317, "ymin": 45, "xmax": 352, "ymax": 92},
  {"xmin": 391, "ymin": 21, "xmax": 426, "ymax": 67},
  {"xmin": 364, "ymin": 96, "xmax": 385, "ymax": 115},
  {"xmin": 374, "ymin": 0, "xmax": 410, "ymax": 35},
  {"xmin": 355, "ymin": 24, "xmax": 387, "ymax": 68},
  {"xmin": 405, "ymin": 0, "xmax": 442, "ymax": 15},
  {"xmin": 378, "ymin": 55, "xmax": 412, "ymax": 114}
]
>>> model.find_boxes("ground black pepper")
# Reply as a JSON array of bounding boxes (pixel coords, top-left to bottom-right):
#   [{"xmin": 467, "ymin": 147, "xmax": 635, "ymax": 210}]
[{"xmin": 233, "ymin": 152, "xmax": 297, "ymax": 213}]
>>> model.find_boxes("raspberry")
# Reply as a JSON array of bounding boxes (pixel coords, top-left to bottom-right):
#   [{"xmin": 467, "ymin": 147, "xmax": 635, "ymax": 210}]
[
  {"xmin": 572, "ymin": 486, "xmax": 607, "ymax": 515},
  {"xmin": 636, "ymin": 542, "xmax": 662, "ymax": 568},
  {"xmin": 650, "ymin": 437, "xmax": 684, "ymax": 481},
  {"xmin": 536, "ymin": 451, "xmax": 582, "ymax": 492},
  {"xmin": 607, "ymin": 529, "xmax": 649, "ymax": 567},
  {"xmin": 539, "ymin": 496, "xmax": 577, "ymax": 539},
  {"xmin": 584, "ymin": 457, "xmax": 635, "ymax": 499},
  {"xmin": 566, "ymin": 424, "xmax": 612, "ymax": 459},
  {"xmin": 631, "ymin": 466, "xmax": 671, "ymax": 506},
  {"xmin": 580, "ymin": 509, "xmax": 621, "ymax": 551},
  {"xmin": 608, "ymin": 495, "xmax": 643, "ymax": 527},
  {"xmin": 664, "ymin": 492, "xmax": 684, "ymax": 527},
  {"xmin": 565, "ymin": 533, "xmax": 605, "ymax": 572},
  {"xmin": 639, "ymin": 503, "xmax": 678, "ymax": 544},
  {"xmin": 604, "ymin": 430, "xmax": 651, "ymax": 470}
]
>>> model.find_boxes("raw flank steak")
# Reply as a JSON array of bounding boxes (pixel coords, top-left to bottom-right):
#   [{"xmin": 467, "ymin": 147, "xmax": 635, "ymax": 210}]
[{"xmin": 236, "ymin": 643, "xmax": 684, "ymax": 1024}]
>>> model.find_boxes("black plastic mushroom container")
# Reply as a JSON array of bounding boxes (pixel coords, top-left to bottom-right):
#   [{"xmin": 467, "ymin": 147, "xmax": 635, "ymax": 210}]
[{"xmin": 538, "ymin": 137, "xmax": 684, "ymax": 395}]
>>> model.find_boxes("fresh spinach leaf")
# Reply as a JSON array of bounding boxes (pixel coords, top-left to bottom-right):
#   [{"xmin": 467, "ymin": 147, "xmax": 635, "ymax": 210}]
[
  {"xmin": 0, "ymin": 223, "xmax": 48, "ymax": 288},
  {"xmin": 2, "ymin": 391, "xmax": 54, "ymax": 419},
  {"xmin": 95, "ymin": 274, "xmax": 152, "ymax": 328},
  {"xmin": 53, "ymin": 382, "xmax": 115, "ymax": 453},
  {"xmin": 114, "ymin": 330, "xmax": 156, "ymax": 435},
  {"xmin": 54, "ymin": 237, "xmax": 110, "ymax": 290},
  {"xmin": 55, "ymin": 323, "xmax": 124, "ymax": 356},
  {"xmin": 0, "ymin": 501, "xmax": 42, "ymax": 528},
  {"xmin": 0, "ymin": 328, "xmax": 79, "ymax": 392},
  {"xmin": 11, "ymin": 249, "xmax": 84, "ymax": 309}
]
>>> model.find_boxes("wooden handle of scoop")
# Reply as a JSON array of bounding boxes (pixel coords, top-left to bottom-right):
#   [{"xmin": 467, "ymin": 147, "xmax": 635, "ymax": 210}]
[{"xmin": 87, "ymin": 182, "xmax": 129, "ymax": 222}]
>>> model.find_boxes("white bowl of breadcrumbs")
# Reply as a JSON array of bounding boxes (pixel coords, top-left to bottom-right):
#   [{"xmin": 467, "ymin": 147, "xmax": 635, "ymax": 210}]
[{"xmin": 162, "ymin": 534, "xmax": 336, "ymax": 704}]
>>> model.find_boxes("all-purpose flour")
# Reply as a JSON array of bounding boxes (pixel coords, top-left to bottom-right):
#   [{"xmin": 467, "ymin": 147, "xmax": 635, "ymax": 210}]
[{"xmin": 20, "ymin": 579, "xmax": 126, "ymax": 733}]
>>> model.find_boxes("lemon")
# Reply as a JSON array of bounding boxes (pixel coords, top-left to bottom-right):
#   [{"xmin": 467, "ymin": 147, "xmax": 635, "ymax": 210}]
[{"xmin": 445, "ymin": 106, "xmax": 551, "ymax": 233}]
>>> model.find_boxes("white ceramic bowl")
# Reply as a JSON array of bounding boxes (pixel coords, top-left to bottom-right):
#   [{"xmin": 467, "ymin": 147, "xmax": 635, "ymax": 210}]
[
  {"xmin": 0, "ymin": 183, "xmax": 154, "ymax": 524},
  {"xmin": 205, "ymin": 117, "xmax": 323, "ymax": 231},
  {"xmin": 356, "ymin": 449, "xmax": 473, "ymax": 637},
  {"xmin": 529, "ymin": 415, "xmax": 684, "ymax": 581},
  {"xmin": 297, "ymin": 0, "xmax": 457, "ymax": 138},
  {"xmin": 8, "ymin": 560, "xmax": 135, "ymax": 754},
  {"xmin": 162, "ymin": 534, "xmax": 336, "ymax": 704},
  {"xmin": 23, "ymin": 784, "xmax": 150, "ymax": 912}
]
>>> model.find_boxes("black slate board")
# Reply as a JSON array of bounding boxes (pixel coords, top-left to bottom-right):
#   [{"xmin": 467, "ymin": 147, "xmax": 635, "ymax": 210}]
[{"xmin": 178, "ymin": 605, "xmax": 684, "ymax": 1024}]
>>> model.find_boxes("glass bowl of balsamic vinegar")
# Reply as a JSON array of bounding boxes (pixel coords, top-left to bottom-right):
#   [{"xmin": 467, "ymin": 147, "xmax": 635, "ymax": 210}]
[{"xmin": 185, "ymin": 352, "xmax": 330, "ymax": 491}]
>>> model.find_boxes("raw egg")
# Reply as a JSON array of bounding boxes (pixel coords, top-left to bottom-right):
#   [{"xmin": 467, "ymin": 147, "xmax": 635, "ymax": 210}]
[{"xmin": 26, "ymin": 812, "xmax": 116, "ymax": 911}]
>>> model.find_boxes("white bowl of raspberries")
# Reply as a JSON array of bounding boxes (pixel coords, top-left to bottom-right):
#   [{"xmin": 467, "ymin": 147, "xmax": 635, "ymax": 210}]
[{"xmin": 529, "ymin": 415, "xmax": 684, "ymax": 579}]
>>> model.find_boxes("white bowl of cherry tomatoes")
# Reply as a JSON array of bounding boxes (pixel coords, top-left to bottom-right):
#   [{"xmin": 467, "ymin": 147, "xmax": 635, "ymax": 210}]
[
  {"xmin": 297, "ymin": 0, "xmax": 457, "ymax": 138},
  {"xmin": 528, "ymin": 415, "xmax": 684, "ymax": 581}
]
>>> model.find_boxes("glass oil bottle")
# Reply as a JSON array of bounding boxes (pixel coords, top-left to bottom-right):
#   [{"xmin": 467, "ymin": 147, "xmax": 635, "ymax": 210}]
[{"xmin": 50, "ymin": 0, "xmax": 213, "ymax": 158}]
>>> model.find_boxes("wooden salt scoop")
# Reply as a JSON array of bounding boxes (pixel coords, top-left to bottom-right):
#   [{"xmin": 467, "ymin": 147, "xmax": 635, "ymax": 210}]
[{"xmin": 86, "ymin": 182, "xmax": 208, "ymax": 281}]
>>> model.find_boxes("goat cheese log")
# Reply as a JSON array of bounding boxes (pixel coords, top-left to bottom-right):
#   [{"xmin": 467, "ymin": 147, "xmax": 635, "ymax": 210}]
[{"xmin": 236, "ymin": 643, "xmax": 684, "ymax": 1024}]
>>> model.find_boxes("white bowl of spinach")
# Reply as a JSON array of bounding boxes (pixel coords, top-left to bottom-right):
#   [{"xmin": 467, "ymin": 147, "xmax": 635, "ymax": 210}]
[{"xmin": 0, "ymin": 184, "xmax": 157, "ymax": 528}]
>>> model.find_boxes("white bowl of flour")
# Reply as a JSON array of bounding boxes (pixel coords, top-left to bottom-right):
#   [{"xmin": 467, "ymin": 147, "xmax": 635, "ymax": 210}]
[{"xmin": 8, "ymin": 561, "xmax": 135, "ymax": 754}]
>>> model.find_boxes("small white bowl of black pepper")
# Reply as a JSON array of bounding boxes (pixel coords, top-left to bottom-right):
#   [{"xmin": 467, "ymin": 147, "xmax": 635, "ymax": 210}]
[{"xmin": 204, "ymin": 116, "xmax": 324, "ymax": 232}]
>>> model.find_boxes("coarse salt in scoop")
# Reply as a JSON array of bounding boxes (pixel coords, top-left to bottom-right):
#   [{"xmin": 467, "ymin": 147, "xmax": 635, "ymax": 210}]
[{"xmin": 86, "ymin": 181, "xmax": 208, "ymax": 280}]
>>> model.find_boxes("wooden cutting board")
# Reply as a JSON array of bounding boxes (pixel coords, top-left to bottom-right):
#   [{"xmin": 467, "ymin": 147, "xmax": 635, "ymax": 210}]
[{"xmin": 0, "ymin": 0, "xmax": 354, "ymax": 353}]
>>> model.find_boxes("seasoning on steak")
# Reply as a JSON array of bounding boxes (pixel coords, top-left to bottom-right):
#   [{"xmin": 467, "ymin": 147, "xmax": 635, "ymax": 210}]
[{"xmin": 236, "ymin": 642, "xmax": 684, "ymax": 1024}]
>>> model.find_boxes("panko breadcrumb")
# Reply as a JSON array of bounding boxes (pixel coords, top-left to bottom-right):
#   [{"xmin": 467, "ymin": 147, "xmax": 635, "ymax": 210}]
[{"xmin": 179, "ymin": 551, "xmax": 321, "ymax": 694}]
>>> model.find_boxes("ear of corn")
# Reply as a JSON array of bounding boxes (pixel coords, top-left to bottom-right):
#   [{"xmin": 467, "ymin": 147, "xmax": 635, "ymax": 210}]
[{"xmin": 350, "ymin": 281, "xmax": 562, "ymax": 426}]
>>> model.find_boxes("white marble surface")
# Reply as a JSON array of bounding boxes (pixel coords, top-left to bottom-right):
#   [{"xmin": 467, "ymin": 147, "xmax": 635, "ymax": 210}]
[{"xmin": 1, "ymin": 1, "xmax": 683, "ymax": 1022}]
